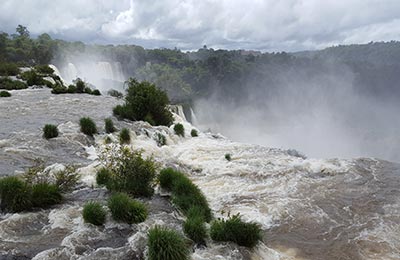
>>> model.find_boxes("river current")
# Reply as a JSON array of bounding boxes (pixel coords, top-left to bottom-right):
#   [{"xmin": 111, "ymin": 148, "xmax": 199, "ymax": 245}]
[{"xmin": 0, "ymin": 88, "xmax": 399, "ymax": 259}]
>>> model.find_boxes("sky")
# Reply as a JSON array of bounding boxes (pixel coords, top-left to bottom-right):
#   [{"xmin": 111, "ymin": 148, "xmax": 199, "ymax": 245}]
[{"xmin": 1, "ymin": 0, "xmax": 400, "ymax": 51}]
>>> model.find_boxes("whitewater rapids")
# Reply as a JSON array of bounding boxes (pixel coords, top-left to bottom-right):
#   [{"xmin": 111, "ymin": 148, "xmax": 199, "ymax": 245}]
[{"xmin": 0, "ymin": 89, "xmax": 399, "ymax": 259}]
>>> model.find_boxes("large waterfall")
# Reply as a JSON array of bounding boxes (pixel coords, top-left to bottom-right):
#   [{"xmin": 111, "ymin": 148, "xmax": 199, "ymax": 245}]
[{"xmin": 54, "ymin": 61, "xmax": 126, "ymax": 91}]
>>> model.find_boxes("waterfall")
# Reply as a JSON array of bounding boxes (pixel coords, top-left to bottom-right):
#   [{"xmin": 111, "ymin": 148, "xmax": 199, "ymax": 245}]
[
  {"xmin": 48, "ymin": 64, "xmax": 67, "ymax": 85},
  {"xmin": 190, "ymin": 107, "xmax": 199, "ymax": 126},
  {"xmin": 64, "ymin": 63, "xmax": 78, "ymax": 83}
]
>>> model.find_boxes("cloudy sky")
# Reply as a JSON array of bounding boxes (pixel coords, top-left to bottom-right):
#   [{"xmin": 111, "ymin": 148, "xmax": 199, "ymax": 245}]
[{"xmin": 1, "ymin": 0, "xmax": 400, "ymax": 51}]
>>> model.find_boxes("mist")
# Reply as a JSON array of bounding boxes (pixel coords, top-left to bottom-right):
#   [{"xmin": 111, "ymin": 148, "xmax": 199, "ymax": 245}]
[{"xmin": 194, "ymin": 62, "xmax": 400, "ymax": 162}]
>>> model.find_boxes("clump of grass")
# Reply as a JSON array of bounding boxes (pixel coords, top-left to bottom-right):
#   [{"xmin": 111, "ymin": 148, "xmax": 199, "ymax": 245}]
[
  {"xmin": 106, "ymin": 149, "xmax": 156, "ymax": 197},
  {"xmin": 154, "ymin": 132, "xmax": 166, "ymax": 147},
  {"xmin": 183, "ymin": 214, "xmax": 208, "ymax": 244},
  {"xmin": 119, "ymin": 128, "xmax": 131, "ymax": 144},
  {"xmin": 148, "ymin": 226, "xmax": 189, "ymax": 260},
  {"xmin": 158, "ymin": 168, "xmax": 212, "ymax": 222},
  {"xmin": 108, "ymin": 193, "xmax": 148, "ymax": 224},
  {"xmin": 82, "ymin": 201, "xmax": 107, "ymax": 226},
  {"xmin": 79, "ymin": 117, "xmax": 97, "ymax": 136},
  {"xmin": 104, "ymin": 118, "xmax": 116, "ymax": 133},
  {"xmin": 31, "ymin": 183, "xmax": 62, "ymax": 208},
  {"xmin": 43, "ymin": 124, "xmax": 59, "ymax": 139},
  {"xmin": 174, "ymin": 123, "xmax": 185, "ymax": 137},
  {"xmin": 0, "ymin": 90, "xmax": 11, "ymax": 97},
  {"xmin": 225, "ymin": 153, "xmax": 232, "ymax": 161},
  {"xmin": 96, "ymin": 168, "xmax": 112, "ymax": 187},
  {"xmin": 190, "ymin": 129, "xmax": 198, "ymax": 137},
  {"xmin": 0, "ymin": 176, "xmax": 32, "ymax": 212},
  {"xmin": 210, "ymin": 213, "xmax": 262, "ymax": 248}
]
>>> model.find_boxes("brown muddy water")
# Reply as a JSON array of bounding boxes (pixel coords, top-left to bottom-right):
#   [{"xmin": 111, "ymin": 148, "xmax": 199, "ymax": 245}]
[{"xmin": 0, "ymin": 88, "xmax": 399, "ymax": 259}]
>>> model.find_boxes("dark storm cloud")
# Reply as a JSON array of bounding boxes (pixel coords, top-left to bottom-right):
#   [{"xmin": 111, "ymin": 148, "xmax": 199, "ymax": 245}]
[{"xmin": 1, "ymin": 0, "xmax": 400, "ymax": 51}]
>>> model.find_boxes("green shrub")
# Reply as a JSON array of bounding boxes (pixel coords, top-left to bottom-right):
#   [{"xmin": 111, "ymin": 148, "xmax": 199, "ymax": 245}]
[
  {"xmin": 43, "ymin": 80, "xmax": 54, "ymax": 88},
  {"xmin": 184, "ymin": 215, "xmax": 208, "ymax": 244},
  {"xmin": 154, "ymin": 133, "xmax": 166, "ymax": 147},
  {"xmin": 174, "ymin": 123, "xmax": 185, "ymax": 137},
  {"xmin": 91, "ymin": 89, "xmax": 101, "ymax": 96},
  {"xmin": 158, "ymin": 168, "xmax": 183, "ymax": 191},
  {"xmin": 119, "ymin": 128, "xmax": 131, "ymax": 144},
  {"xmin": 54, "ymin": 166, "xmax": 79, "ymax": 192},
  {"xmin": 107, "ymin": 149, "xmax": 156, "ymax": 197},
  {"xmin": 82, "ymin": 202, "xmax": 107, "ymax": 226},
  {"xmin": 43, "ymin": 124, "xmax": 58, "ymax": 139},
  {"xmin": 67, "ymin": 84, "xmax": 77, "ymax": 93},
  {"xmin": 79, "ymin": 117, "xmax": 97, "ymax": 136},
  {"xmin": 34, "ymin": 65, "xmax": 54, "ymax": 75},
  {"xmin": 104, "ymin": 118, "xmax": 116, "ymax": 133},
  {"xmin": 51, "ymin": 82, "xmax": 68, "ymax": 94},
  {"xmin": 75, "ymin": 78, "xmax": 85, "ymax": 93},
  {"xmin": 96, "ymin": 168, "xmax": 112, "ymax": 187},
  {"xmin": 20, "ymin": 70, "xmax": 44, "ymax": 86},
  {"xmin": 108, "ymin": 193, "xmax": 147, "ymax": 224},
  {"xmin": 108, "ymin": 89, "xmax": 123, "ymax": 99},
  {"xmin": 225, "ymin": 153, "xmax": 232, "ymax": 161},
  {"xmin": 0, "ymin": 63, "xmax": 20, "ymax": 76},
  {"xmin": 158, "ymin": 168, "xmax": 212, "ymax": 222},
  {"xmin": 112, "ymin": 78, "xmax": 173, "ymax": 126},
  {"xmin": 0, "ymin": 176, "xmax": 32, "ymax": 212},
  {"xmin": 0, "ymin": 90, "xmax": 11, "ymax": 97},
  {"xmin": 31, "ymin": 183, "xmax": 62, "ymax": 208},
  {"xmin": 147, "ymin": 226, "xmax": 189, "ymax": 260},
  {"xmin": 0, "ymin": 77, "xmax": 27, "ymax": 90},
  {"xmin": 190, "ymin": 129, "xmax": 198, "ymax": 137},
  {"xmin": 210, "ymin": 214, "xmax": 262, "ymax": 248}
]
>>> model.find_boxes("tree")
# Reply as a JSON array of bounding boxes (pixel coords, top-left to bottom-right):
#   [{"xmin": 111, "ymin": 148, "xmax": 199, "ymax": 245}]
[{"xmin": 113, "ymin": 78, "xmax": 173, "ymax": 126}]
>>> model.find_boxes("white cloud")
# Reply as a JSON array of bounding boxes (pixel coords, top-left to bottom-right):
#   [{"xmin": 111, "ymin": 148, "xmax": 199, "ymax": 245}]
[{"xmin": 1, "ymin": 0, "xmax": 400, "ymax": 51}]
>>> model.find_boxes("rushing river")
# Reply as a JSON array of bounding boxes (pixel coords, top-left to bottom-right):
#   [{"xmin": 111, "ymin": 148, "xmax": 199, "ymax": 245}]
[{"xmin": 0, "ymin": 89, "xmax": 399, "ymax": 259}]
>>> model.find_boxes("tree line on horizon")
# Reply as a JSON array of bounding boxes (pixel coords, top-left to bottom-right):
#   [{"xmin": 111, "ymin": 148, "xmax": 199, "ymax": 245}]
[{"xmin": 2, "ymin": 25, "xmax": 400, "ymax": 103}]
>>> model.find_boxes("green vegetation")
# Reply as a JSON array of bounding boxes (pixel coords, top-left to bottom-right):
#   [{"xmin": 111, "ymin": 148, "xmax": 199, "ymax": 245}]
[
  {"xmin": 113, "ymin": 78, "xmax": 173, "ymax": 126},
  {"xmin": 104, "ymin": 118, "xmax": 116, "ymax": 133},
  {"xmin": 91, "ymin": 89, "xmax": 101, "ymax": 96},
  {"xmin": 210, "ymin": 213, "xmax": 262, "ymax": 248},
  {"xmin": 108, "ymin": 193, "xmax": 147, "ymax": 224},
  {"xmin": 0, "ymin": 63, "xmax": 20, "ymax": 76},
  {"xmin": 104, "ymin": 148, "xmax": 156, "ymax": 197},
  {"xmin": 190, "ymin": 129, "xmax": 198, "ymax": 137},
  {"xmin": 154, "ymin": 132, "xmax": 166, "ymax": 147},
  {"xmin": 20, "ymin": 70, "xmax": 45, "ymax": 86},
  {"xmin": 0, "ymin": 175, "xmax": 64, "ymax": 212},
  {"xmin": 31, "ymin": 183, "xmax": 62, "ymax": 208},
  {"xmin": 79, "ymin": 117, "xmax": 97, "ymax": 136},
  {"xmin": 119, "ymin": 128, "xmax": 131, "ymax": 144},
  {"xmin": 225, "ymin": 153, "xmax": 232, "ymax": 161},
  {"xmin": 54, "ymin": 166, "xmax": 79, "ymax": 192},
  {"xmin": 0, "ymin": 176, "xmax": 32, "ymax": 212},
  {"xmin": 158, "ymin": 168, "xmax": 212, "ymax": 222},
  {"xmin": 174, "ymin": 123, "xmax": 185, "ymax": 137},
  {"xmin": 43, "ymin": 124, "xmax": 59, "ymax": 139},
  {"xmin": 96, "ymin": 168, "xmax": 111, "ymax": 187},
  {"xmin": 0, "ymin": 90, "xmax": 11, "ymax": 97},
  {"xmin": 183, "ymin": 214, "xmax": 208, "ymax": 244},
  {"xmin": 34, "ymin": 64, "xmax": 54, "ymax": 74},
  {"xmin": 82, "ymin": 202, "xmax": 107, "ymax": 226},
  {"xmin": 147, "ymin": 226, "xmax": 190, "ymax": 260},
  {"xmin": 0, "ymin": 77, "xmax": 27, "ymax": 90}
]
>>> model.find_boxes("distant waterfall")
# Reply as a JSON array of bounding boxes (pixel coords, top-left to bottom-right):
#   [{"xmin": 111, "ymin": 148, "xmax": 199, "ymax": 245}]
[
  {"xmin": 48, "ymin": 64, "xmax": 67, "ymax": 85},
  {"xmin": 190, "ymin": 107, "xmax": 198, "ymax": 126},
  {"xmin": 169, "ymin": 105, "xmax": 187, "ymax": 121},
  {"xmin": 64, "ymin": 63, "xmax": 78, "ymax": 83}
]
